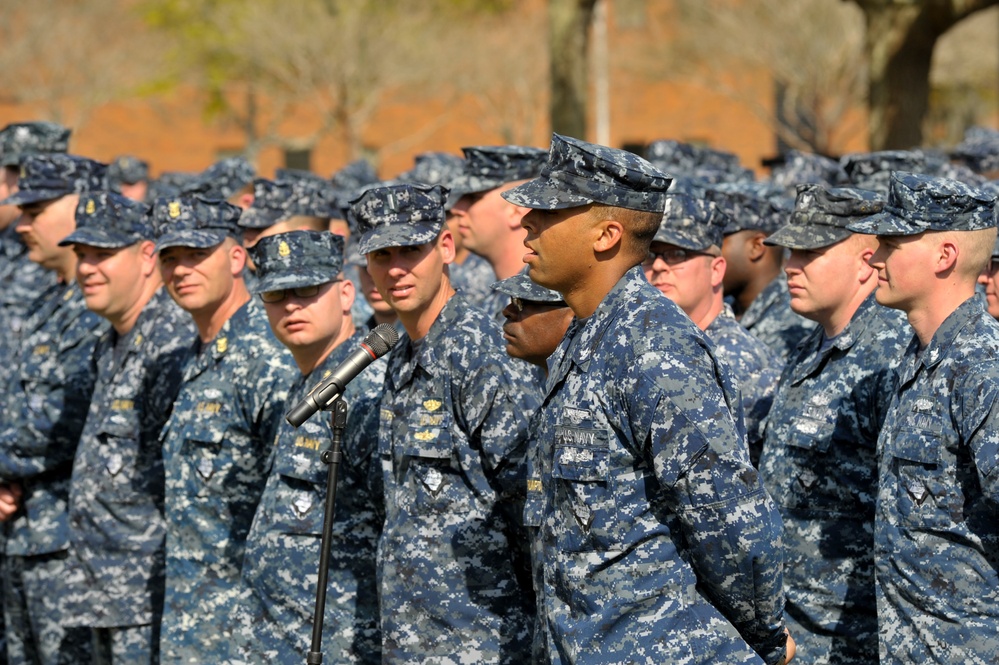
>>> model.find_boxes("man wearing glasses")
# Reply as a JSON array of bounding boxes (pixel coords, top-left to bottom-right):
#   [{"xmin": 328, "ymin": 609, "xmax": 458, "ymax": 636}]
[
  {"xmin": 152, "ymin": 196, "xmax": 295, "ymax": 664},
  {"xmin": 232, "ymin": 230, "xmax": 385, "ymax": 664},
  {"xmin": 643, "ymin": 193, "xmax": 779, "ymax": 467},
  {"xmin": 979, "ymin": 236, "xmax": 999, "ymax": 319}
]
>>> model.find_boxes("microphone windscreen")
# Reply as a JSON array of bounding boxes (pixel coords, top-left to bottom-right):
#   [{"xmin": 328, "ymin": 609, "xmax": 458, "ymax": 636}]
[{"xmin": 366, "ymin": 323, "xmax": 400, "ymax": 357}]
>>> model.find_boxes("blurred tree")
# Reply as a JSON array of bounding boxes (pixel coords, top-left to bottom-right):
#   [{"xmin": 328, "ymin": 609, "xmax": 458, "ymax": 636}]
[
  {"xmin": 0, "ymin": 0, "xmax": 167, "ymax": 128},
  {"xmin": 849, "ymin": 0, "xmax": 999, "ymax": 150},
  {"xmin": 142, "ymin": 0, "xmax": 548, "ymax": 164},
  {"xmin": 657, "ymin": 0, "xmax": 867, "ymax": 156},
  {"xmin": 550, "ymin": 0, "xmax": 600, "ymax": 139}
]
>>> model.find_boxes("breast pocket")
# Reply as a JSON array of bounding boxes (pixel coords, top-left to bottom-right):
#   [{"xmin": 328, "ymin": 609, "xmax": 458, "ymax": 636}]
[
  {"xmin": 96, "ymin": 412, "xmax": 159, "ymax": 502},
  {"xmin": 273, "ymin": 419, "xmax": 328, "ymax": 486},
  {"xmin": 890, "ymin": 424, "xmax": 957, "ymax": 529},
  {"xmin": 395, "ymin": 405, "xmax": 457, "ymax": 514},
  {"xmin": 552, "ymin": 426, "xmax": 611, "ymax": 536},
  {"xmin": 180, "ymin": 424, "xmax": 231, "ymax": 499}
]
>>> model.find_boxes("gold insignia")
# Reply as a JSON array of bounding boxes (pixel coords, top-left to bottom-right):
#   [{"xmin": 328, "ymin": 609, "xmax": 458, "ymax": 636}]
[
  {"xmin": 216, "ymin": 337, "xmax": 228, "ymax": 354},
  {"xmin": 414, "ymin": 430, "xmax": 438, "ymax": 442},
  {"xmin": 85, "ymin": 199, "xmax": 96, "ymax": 214},
  {"xmin": 33, "ymin": 344, "xmax": 51, "ymax": 356},
  {"xmin": 168, "ymin": 201, "xmax": 181, "ymax": 219},
  {"xmin": 19, "ymin": 166, "xmax": 26, "ymax": 179},
  {"xmin": 423, "ymin": 399, "xmax": 442, "ymax": 412},
  {"xmin": 133, "ymin": 333, "xmax": 143, "ymax": 347},
  {"xmin": 527, "ymin": 479, "xmax": 542, "ymax": 492},
  {"xmin": 278, "ymin": 240, "xmax": 291, "ymax": 257},
  {"xmin": 63, "ymin": 289, "xmax": 74, "ymax": 301}
]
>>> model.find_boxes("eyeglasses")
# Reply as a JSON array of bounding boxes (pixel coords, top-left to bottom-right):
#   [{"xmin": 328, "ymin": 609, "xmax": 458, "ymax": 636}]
[
  {"xmin": 642, "ymin": 248, "xmax": 715, "ymax": 267},
  {"xmin": 510, "ymin": 296, "xmax": 567, "ymax": 312},
  {"xmin": 259, "ymin": 282, "xmax": 337, "ymax": 303}
]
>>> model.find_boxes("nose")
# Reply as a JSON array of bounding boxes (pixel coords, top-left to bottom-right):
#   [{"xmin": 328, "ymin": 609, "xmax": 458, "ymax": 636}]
[{"xmin": 501, "ymin": 301, "xmax": 518, "ymax": 322}]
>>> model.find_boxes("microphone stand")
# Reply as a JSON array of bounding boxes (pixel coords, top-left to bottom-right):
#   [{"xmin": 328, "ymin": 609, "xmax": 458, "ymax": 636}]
[{"xmin": 305, "ymin": 396, "xmax": 348, "ymax": 665}]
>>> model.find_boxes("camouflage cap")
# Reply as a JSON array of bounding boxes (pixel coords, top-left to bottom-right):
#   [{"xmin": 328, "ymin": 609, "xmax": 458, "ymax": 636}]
[
  {"xmin": 646, "ymin": 139, "xmax": 743, "ymax": 174},
  {"xmin": 951, "ymin": 127, "xmax": 999, "ymax": 175},
  {"xmin": 331, "ymin": 159, "xmax": 379, "ymax": 191},
  {"xmin": 0, "ymin": 154, "xmax": 107, "ymax": 206},
  {"xmin": 0, "ymin": 122, "xmax": 72, "ymax": 167},
  {"xmin": 150, "ymin": 195, "xmax": 243, "ymax": 251},
  {"xmin": 59, "ymin": 192, "xmax": 151, "ymax": 248},
  {"xmin": 704, "ymin": 183, "xmax": 784, "ymax": 236},
  {"xmin": 397, "ymin": 151, "xmax": 465, "ymax": 188},
  {"xmin": 502, "ymin": 134, "xmax": 671, "ymax": 213},
  {"xmin": 248, "ymin": 230, "xmax": 344, "ymax": 294},
  {"xmin": 653, "ymin": 194, "xmax": 731, "ymax": 250},
  {"xmin": 350, "ymin": 182, "xmax": 447, "ymax": 254},
  {"xmin": 847, "ymin": 171, "xmax": 997, "ymax": 236},
  {"xmin": 447, "ymin": 146, "xmax": 548, "ymax": 204},
  {"xmin": 284, "ymin": 178, "xmax": 341, "ymax": 218},
  {"xmin": 770, "ymin": 150, "xmax": 846, "ymax": 192},
  {"xmin": 107, "ymin": 155, "xmax": 149, "ymax": 186},
  {"xmin": 147, "ymin": 171, "xmax": 198, "ymax": 200},
  {"xmin": 185, "ymin": 157, "xmax": 256, "ymax": 199},
  {"xmin": 840, "ymin": 150, "xmax": 927, "ymax": 194},
  {"xmin": 238, "ymin": 179, "xmax": 294, "ymax": 229},
  {"xmin": 491, "ymin": 272, "xmax": 565, "ymax": 304},
  {"xmin": 765, "ymin": 185, "xmax": 884, "ymax": 250},
  {"xmin": 274, "ymin": 167, "xmax": 327, "ymax": 186}
]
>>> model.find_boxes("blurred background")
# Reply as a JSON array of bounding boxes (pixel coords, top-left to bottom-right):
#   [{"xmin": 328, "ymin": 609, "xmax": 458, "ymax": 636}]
[{"xmin": 2, "ymin": 0, "xmax": 996, "ymax": 178}]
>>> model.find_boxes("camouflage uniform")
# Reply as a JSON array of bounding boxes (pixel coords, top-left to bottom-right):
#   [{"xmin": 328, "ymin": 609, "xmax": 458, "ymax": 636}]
[
  {"xmin": 651, "ymin": 193, "xmax": 779, "ymax": 466},
  {"xmin": 231, "ymin": 230, "xmax": 386, "ymax": 664},
  {"xmin": 756, "ymin": 183, "xmax": 906, "ymax": 664},
  {"xmin": 450, "ymin": 250, "xmax": 496, "ymax": 304},
  {"xmin": 55, "ymin": 192, "xmax": 195, "ymax": 663},
  {"xmin": 0, "ymin": 153, "xmax": 107, "ymax": 665},
  {"xmin": 502, "ymin": 134, "xmax": 788, "ymax": 665},
  {"xmin": 848, "ymin": 172, "xmax": 999, "ymax": 664},
  {"xmin": 706, "ymin": 304, "xmax": 779, "ymax": 466},
  {"xmin": 183, "ymin": 157, "xmax": 255, "ymax": 200},
  {"xmin": 64, "ymin": 289, "xmax": 194, "ymax": 661},
  {"xmin": 152, "ymin": 197, "xmax": 296, "ymax": 664},
  {"xmin": 760, "ymin": 296, "xmax": 908, "ymax": 664},
  {"xmin": 0, "ymin": 281, "xmax": 106, "ymax": 665},
  {"xmin": 351, "ymin": 183, "xmax": 540, "ymax": 663},
  {"xmin": 106, "ymin": 156, "xmax": 149, "ymax": 197}
]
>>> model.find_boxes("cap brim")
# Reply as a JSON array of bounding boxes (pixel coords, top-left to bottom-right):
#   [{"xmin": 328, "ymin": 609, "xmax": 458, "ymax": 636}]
[
  {"xmin": 846, "ymin": 210, "xmax": 922, "ymax": 236},
  {"xmin": 59, "ymin": 228, "xmax": 140, "ymax": 248},
  {"xmin": 501, "ymin": 177, "xmax": 592, "ymax": 210},
  {"xmin": 252, "ymin": 268, "xmax": 338, "ymax": 294},
  {"xmin": 357, "ymin": 222, "xmax": 442, "ymax": 254},
  {"xmin": 155, "ymin": 229, "xmax": 231, "ymax": 252},
  {"xmin": 764, "ymin": 224, "xmax": 853, "ymax": 250},
  {"xmin": 652, "ymin": 227, "xmax": 714, "ymax": 251},
  {"xmin": 491, "ymin": 274, "xmax": 564, "ymax": 303},
  {"xmin": 0, "ymin": 189, "xmax": 70, "ymax": 207}
]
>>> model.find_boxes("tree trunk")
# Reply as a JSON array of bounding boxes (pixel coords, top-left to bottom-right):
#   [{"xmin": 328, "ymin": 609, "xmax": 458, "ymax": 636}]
[
  {"xmin": 857, "ymin": 0, "xmax": 999, "ymax": 150},
  {"xmin": 549, "ymin": 0, "xmax": 598, "ymax": 140}
]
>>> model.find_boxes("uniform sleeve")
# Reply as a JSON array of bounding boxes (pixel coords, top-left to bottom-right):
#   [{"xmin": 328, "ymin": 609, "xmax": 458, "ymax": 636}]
[
  {"xmin": 0, "ymin": 314, "xmax": 103, "ymax": 480},
  {"xmin": 959, "ymin": 374, "xmax": 999, "ymax": 503},
  {"xmin": 639, "ymin": 359, "xmax": 788, "ymax": 665},
  {"xmin": 456, "ymin": 352, "xmax": 540, "ymax": 501}
]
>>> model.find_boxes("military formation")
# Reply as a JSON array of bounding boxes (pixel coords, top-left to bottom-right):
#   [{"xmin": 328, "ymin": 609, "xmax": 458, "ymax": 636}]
[{"xmin": 0, "ymin": 118, "xmax": 997, "ymax": 665}]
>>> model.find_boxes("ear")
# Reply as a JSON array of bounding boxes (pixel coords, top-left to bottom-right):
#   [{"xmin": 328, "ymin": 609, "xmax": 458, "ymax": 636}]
[
  {"xmin": 339, "ymin": 278, "xmax": 356, "ymax": 313},
  {"xmin": 138, "ymin": 240, "xmax": 158, "ymax": 278},
  {"xmin": 591, "ymin": 217, "xmax": 625, "ymax": 253},
  {"xmin": 710, "ymin": 256, "xmax": 726, "ymax": 289},
  {"xmin": 229, "ymin": 241, "xmax": 247, "ymax": 275},
  {"xmin": 747, "ymin": 232, "xmax": 768, "ymax": 262},
  {"xmin": 936, "ymin": 238, "xmax": 959, "ymax": 275},
  {"xmin": 857, "ymin": 245, "xmax": 876, "ymax": 283},
  {"xmin": 438, "ymin": 228, "xmax": 456, "ymax": 265}
]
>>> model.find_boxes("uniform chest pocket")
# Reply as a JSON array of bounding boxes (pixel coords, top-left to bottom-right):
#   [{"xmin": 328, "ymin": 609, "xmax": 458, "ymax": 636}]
[
  {"xmin": 395, "ymin": 406, "xmax": 456, "ymax": 511},
  {"xmin": 95, "ymin": 411, "xmax": 156, "ymax": 500},
  {"xmin": 552, "ymin": 426, "xmax": 611, "ymax": 533},
  {"xmin": 273, "ymin": 420, "xmax": 328, "ymax": 486},
  {"xmin": 180, "ymin": 424, "xmax": 231, "ymax": 497},
  {"xmin": 890, "ymin": 424, "xmax": 957, "ymax": 529}
]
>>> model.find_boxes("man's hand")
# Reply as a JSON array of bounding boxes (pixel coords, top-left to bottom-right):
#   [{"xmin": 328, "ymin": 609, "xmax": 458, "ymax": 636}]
[
  {"xmin": 781, "ymin": 629, "xmax": 796, "ymax": 664},
  {"xmin": 0, "ymin": 483, "xmax": 24, "ymax": 521}
]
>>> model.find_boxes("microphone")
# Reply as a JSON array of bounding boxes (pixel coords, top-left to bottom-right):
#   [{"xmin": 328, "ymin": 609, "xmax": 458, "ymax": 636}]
[{"xmin": 285, "ymin": 323, "xmax": 400, "ymax": 427}]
